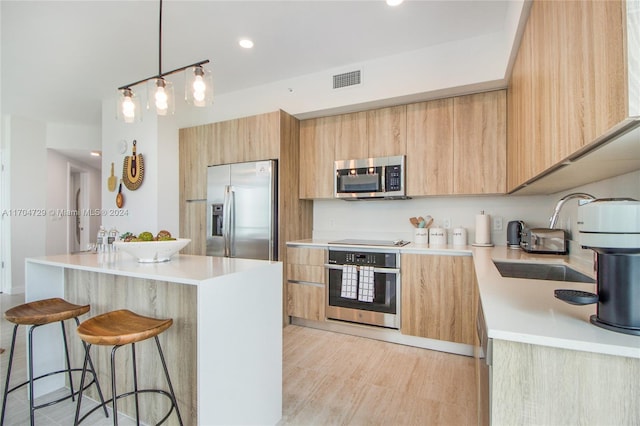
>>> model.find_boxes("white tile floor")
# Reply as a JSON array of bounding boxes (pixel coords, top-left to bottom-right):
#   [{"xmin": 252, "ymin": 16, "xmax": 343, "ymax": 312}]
[{"xmin": 1, "ymin": 293, "xmax": 138, "ymax": 426}]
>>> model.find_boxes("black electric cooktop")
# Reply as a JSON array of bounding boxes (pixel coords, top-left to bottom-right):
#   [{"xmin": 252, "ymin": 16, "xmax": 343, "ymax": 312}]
[{"xmin": 328, "ymin": 239, "xmax": 410, "ymax": 247}]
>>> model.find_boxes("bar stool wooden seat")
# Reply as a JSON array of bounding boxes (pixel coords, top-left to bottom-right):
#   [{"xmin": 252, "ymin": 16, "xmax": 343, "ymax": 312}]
[
  {"xmin": 1, "ymin": 297, "xmax": 108, "ymax": 426},
  {"xmin": 74, "ymin": 309, "xmax": 183, "ymax": 426}
]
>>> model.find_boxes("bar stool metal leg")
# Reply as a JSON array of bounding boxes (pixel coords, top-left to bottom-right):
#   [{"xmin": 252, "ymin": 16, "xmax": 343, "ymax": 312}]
[
  {"xmin": 0, "ymin": 324, "xmax": 20, "ymax": 426},
  {"xmin": 154, "ymin": 336, "xmax": 184, "ymax": 426}
]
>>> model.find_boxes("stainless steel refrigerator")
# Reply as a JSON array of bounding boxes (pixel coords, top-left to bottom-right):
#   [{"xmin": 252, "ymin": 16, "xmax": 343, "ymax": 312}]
[{"xmin": 206, "ymin": 160, "xmax": 278, "ymax": 261}]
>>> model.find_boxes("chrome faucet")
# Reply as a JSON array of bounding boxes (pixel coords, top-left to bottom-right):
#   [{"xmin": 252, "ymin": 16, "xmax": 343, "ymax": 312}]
[{"xmin": 549, "ymin": 192, "xmax": 596, "ymax": 229}]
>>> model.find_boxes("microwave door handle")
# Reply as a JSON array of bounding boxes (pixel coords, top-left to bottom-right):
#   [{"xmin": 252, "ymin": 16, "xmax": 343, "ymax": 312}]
[{"xmin": 381, "ymin": 165, "xmax": 386, "ymax": 193}]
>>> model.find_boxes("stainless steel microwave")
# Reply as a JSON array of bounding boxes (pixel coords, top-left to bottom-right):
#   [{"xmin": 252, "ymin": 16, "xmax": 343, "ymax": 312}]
[{"xmin": 334, "ymin": 155, "xmax": 407, "ymax": 200}]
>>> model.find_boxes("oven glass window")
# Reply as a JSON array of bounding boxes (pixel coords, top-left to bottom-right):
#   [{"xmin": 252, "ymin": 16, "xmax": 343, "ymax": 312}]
[{"xmin": 327, "ymin": 268, "xmax": 397, "ymax": 314}]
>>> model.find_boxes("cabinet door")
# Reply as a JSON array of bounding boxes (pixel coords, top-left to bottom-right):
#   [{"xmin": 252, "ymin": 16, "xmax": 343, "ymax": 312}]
[
  {"xmin": 406, "ymin": 98, "xmax": 454, "ymax": 196},
  {"xmin": 208, "ymin": 119, "xmax": 245, "ymax": 166},
  {"xmin": 179, "ymin": 202, "xmax": 206, "ymax": 255},
  {"xmin": 453, "ymin": 91, "xmax": 506, "ymax": 195},
  {"xmin": 506, "ymin": 0, "xmax": 626, "ymax": 190},
  {"xmin": 367, "ymin": 105, "xmax": 407, "ymax": 158},
  {"xmin": 244, "ymin": 111, "xmax": 280, "ymax": 162},
  {"xmin": 179, "ymin": 125, "xmax": 209, "ymax": 201},
  {"xmin": 299, "ymin": 118, "xmax": 336, "ymax": 199},
  {"xmin": 401, "ymin": 254, "xmax": 477, "ymax": 345},
  {"xmin": 332, "ymin": 112, "xmax": 368, "ymax": 161}
]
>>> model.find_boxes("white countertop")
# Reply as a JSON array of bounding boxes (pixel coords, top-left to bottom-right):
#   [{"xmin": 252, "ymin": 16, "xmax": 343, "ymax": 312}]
[
  {"xmin": 287, "ymin": 239, "xmax": 640, "ymax": 359},
  {"xmin": 26, "ymin": 252, "xmax": 279, "ymax": 286}
]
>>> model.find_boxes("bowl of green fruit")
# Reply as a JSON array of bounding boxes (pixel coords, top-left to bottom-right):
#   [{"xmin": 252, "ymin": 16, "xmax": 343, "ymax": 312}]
[{"xmin": 113, "ymin": 230, "xmax": 190, "ymax": 262}]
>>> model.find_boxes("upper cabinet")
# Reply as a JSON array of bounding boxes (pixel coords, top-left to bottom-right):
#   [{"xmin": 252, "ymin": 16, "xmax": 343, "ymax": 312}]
[
  {"xmin": 207, "ymin": 112, "xmax": 281, "ymax": 166},
  {"xmin": 406, "ymin": 98, "xmax": 454, "ymax": 196},
  {"xmin": 453, "ymin": 90, "xmax": 506, "ymax": 195},
  {"xmin": 367, "ymin": 106, "xmax": 407, "ymax": 158},
  {"xmin": 332, "ymin": 112, "xmax": 368, "ymax": 161},
  {"xmin": 406, "ymin": 90, "xmax": 506, "ymax": 196},
  {"xmin": 299, "ymin": 116, "xmax": 337, "ymax": 199},
  {"xmin": 507, "ymin": 0, "xmax": 634, "ymax": 192}
]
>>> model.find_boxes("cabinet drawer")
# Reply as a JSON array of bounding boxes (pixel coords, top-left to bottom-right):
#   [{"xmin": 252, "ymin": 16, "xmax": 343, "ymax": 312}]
[
  {"xmin": 287, "ymin": 264, "xmax": 325, "ymax": 284},
  {"xmin": 287, "ymin": 281, "xmax": 325, "ymax": 321},
  {"xmin": 286, "ymin": 247, "xmax": 326, "ymax": 266}
]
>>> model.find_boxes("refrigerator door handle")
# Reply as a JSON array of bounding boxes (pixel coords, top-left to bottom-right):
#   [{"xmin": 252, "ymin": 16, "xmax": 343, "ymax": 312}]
[{"xmin": 223, "ymin": 185, "xmax": 232, "ymax": 257}]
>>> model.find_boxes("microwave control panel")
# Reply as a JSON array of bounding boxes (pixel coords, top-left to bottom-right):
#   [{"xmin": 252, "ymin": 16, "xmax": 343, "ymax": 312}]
[{"xmin": 385, "ymin": 165, "xmax": 402, "ymax": 191}]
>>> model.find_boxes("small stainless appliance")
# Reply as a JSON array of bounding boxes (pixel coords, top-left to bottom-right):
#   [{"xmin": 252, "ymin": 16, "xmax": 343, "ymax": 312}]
[
  {"xmin": 325, "ymin": 247, "xmax": 400, "ymax": 329},
  {"xmin": 555, "ymin": 198, "xmax": 640, "ymax": 336},
  {"xmin": 506, "ymin": 220, "xmax": 524, "ymax": 248},
  {"xmin": 334, "ymin": 155, "xmax": 406, "ymax": 200},
  {"xmin": 520, "ymin": 228, "xmax": 567, "ymax": 254},
  {"xmin": 206, "ymin": 160, "xmax": 277, "ymax": 261}
]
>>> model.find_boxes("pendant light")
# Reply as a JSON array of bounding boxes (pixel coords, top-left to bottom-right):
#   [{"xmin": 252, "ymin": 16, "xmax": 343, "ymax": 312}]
[{"xmin": 116, "ymin": 0, "xmax": 211, "ymax": 122}]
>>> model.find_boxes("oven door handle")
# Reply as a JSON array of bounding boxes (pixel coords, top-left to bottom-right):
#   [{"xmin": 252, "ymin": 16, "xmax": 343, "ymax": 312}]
[{"xmin": 324, "ymin": 264, "xmax": 400, "ymax": 274}]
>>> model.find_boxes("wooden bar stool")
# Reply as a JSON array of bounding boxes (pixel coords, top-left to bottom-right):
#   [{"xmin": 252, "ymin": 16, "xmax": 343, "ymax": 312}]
[
  {"xmin": 73, "ymin": 309, "xmax": 183, "ymax": 426},
  {"xmin": 1, "ymin": 298, "xmax": 108, "ymax": 426}
]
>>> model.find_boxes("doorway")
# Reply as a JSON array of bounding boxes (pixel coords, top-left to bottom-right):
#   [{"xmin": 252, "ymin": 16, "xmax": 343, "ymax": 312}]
[{"xmin": 68, "ymin": 166, "xmax": 90, "ymax": 253}]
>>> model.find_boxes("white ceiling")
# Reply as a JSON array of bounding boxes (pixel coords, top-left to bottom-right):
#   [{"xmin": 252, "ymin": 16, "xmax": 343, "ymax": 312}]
[{"xmin": 2, "ymin": 1, "xmax": 517, "ymax": 170}]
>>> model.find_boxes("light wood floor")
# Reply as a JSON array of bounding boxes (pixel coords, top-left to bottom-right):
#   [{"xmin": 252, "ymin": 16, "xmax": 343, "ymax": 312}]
[
  {"xmin": 2, "ymin": 293, "xmax": 477, "ymax": 425},
  {"xmin": 279, "ymin": 325, "xmax": 477, "ymax": 425}
]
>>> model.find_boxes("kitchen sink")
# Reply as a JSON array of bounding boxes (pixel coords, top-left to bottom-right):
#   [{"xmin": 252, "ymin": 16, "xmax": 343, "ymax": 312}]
[{"xmin": 493, "ymin": 261, "xmax": 595, "ymax": 283}]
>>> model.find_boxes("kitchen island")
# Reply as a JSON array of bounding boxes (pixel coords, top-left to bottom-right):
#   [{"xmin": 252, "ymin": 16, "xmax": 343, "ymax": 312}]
[{"xmin": 25, "ymin": 252, "xmax": 283, "ymax": 426}]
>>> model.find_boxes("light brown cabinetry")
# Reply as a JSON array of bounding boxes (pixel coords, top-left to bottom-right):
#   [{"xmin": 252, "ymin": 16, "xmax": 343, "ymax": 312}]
[
  {"xmin": 286, "ymin": 246, "xmax": 326, "ymax": 322},
  {"xmin": 406, "ymin": 98, "xmax": 454, "ymax": 196},
  {"xmin": 401, "ymin": 253, "xmax": 478, "ymax": 345},
  {"xmin": 507, "ymin": 0, "xmax": 627, "ymax": 191},
  {"xmin": 333, "ymin": 112, "xmax": 368, "ymax": 161},
  {"xmin": 367, "ymin": 105, "xmax": 407, "ymax": 158},
  {"xmin": 299, "ymin": 106, "xmax": 408, "ymax": 199},
  {"xmin": 406, "ymin": 91, "xmax": 506, "ymax": 196},
  {"xmin": 179, "ymin": 126, "xmax": 209, "ymax": 201},
  {"xmin": 299, "ymin": 117, "xmax": 337, "ymax": 199},
  {"xmin": 453, "ymin": 90, "xmax": 506, "ymax": 194}
]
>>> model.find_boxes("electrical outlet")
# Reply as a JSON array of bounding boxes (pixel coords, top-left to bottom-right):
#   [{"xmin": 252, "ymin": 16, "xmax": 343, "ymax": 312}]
[
  {"xmin": 443, "ymin": 218, "xmax": 451, "ymax": 229},
  {"xmin": 493, "ymin": 216, "xmax": 503, "ymax": 231}
]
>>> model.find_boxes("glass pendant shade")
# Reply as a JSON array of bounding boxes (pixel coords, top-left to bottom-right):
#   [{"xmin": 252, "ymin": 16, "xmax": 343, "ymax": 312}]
[
  {"xmin": 185, "ymin": 65, "xmax": 213, "ymax": 107},
  {"xmin": 148, "ymin": 78, "xmax": 175, "ymax": 116},
  {"xmin": 117, "ymin": 88, "xmax": 141, "ymax": 123}
]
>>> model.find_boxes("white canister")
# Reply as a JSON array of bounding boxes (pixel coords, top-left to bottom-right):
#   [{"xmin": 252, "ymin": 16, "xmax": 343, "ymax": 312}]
[
  {"xmin": 414, "ymin": 228, "xmax": 428, "ymax": 245},
  {"xmin": 429, "ymin": 227, "xmax": 447, "ymax": 245},
  {"xmin": 452, "ymin": 227, "xmax": 467, "ymax": 246}
]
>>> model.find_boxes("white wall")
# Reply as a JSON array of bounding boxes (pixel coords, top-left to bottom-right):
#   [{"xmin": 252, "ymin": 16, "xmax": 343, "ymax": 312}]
[
  {"xmin": 100, "ymin": 103, "xmax": 165, "ymax": 236},
  {"xmin": 6, "ymin": 116, "xmax": 47, "ymax": 294},
  {"xmin": 312, "ymin": 194, "xmax": 552, "ymax": 246}
]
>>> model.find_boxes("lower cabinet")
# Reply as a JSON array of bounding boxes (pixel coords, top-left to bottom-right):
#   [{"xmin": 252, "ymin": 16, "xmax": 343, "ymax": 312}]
[
  {"xmin": 401, "ymin": 253, "xmax": 478, "ymax": 345},
  {"xmin": 286, "ymin": 246, "xmax": 326, "ymax": 322}
]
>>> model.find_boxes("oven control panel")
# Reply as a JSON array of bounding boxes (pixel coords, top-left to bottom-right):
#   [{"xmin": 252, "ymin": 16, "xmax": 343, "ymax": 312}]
[{"xmin": 328, "ymin": 250, "xmax": 397, "ymax": 268}]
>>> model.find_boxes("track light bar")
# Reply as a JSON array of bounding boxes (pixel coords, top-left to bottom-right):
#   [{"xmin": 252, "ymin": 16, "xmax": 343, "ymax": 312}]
[{"xmin": 117, "ymin": 59, "xmax": 210, "ymax": 91}]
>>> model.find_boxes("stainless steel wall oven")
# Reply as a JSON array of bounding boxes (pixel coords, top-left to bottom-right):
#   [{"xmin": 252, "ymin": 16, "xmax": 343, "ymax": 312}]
[{"xmin": 325, "ymin": 248, "xmax": 400, "ymax": 329}]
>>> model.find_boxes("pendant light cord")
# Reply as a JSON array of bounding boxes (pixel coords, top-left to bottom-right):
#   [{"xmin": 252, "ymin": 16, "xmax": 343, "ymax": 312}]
[
  {"xmin": 158, "ymin": 0, "xmax": 163, "ymax": 77},
  {"xmin": 117, "ymin": 0, "xmax": 209, "ymax": 91}
]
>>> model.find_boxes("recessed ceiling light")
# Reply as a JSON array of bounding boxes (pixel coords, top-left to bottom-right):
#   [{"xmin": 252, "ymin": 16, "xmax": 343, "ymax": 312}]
[
  {"xmin": 386, "ymin": 0, "xmax": 404, "ymax": 6},
  {"xmin": 90, "ymin": 151, "xmax": 102, "ymax": 157},
  {"xmin": 239, "ymin": 38, "xmax": 254, "ymax": 49}
]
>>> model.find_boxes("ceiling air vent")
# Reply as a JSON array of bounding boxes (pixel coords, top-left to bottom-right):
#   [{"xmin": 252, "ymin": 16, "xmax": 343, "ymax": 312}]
[{"xmin": 333, "ymin": 70, "xmax": 362, "ymax": 89}]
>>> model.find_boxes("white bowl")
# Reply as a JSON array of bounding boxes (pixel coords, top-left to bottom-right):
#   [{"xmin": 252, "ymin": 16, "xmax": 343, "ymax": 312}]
[{"xmin": 113, "ymin": 238, "xmax": 191, "ymax": 263}]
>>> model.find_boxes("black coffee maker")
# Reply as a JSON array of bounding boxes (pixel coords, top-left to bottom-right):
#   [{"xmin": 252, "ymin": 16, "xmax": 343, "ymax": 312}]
[{"xmin": 555, "ymin": 199, "xmax": 640, "ymax": 336}]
